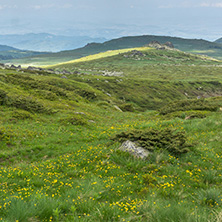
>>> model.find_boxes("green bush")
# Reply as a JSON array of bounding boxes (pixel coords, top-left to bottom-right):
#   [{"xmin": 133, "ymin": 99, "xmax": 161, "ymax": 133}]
[
  {"xmin": 165, "ymin": 110, "xmax": 209, "ymax": 119},
  {"xmin": 159, "ymin": 98, "xmax": 218, "ymax": 115},
  {"xmin": 0, "ymin": 89, "xmax": 7, "ymax": 105},
  {"xmin": 96, "ymin": 101, "xmax": 111, "ymax": 108},
  {"xmin": 11, "ymin": 110, "xmax": 34, "ymax": 120},
  {"xmin": 59, "ymin": 115, "xmax": 87, "ymax": 126},
  {"xmin": 119, "ymin": 103, "xmax": 135, "ymax": 112},
  {"xmin": 76, "ymin": 89, "xmax": 97, "ymax": 100},
  {"xmin": 36, "ymin": 90, "xmax": 58, "ymax": 101},
  {"xmin": 6, "ymin": 95, "xmax": 53, "ymax": 114},
  {"xmin": 112, "ymin": 127, "xmax": 192, "ymax": 155}
]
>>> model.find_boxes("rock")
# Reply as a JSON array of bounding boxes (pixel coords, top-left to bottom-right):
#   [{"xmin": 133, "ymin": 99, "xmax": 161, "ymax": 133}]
[
  {"xmin": 119, "ymin": 140, "xmax": 150, "ymax": 159},
  {"xmin": 10, "ymin": 64, "xmax": 17, "ymax": 69},
  {"xmin": 148, "ymin": 41, "xmax": 175, "ymax": 50},
  {"xmin": 163, "ymin": 41, "xmax": 174, "ymax": 48},
  {"xmin": 113, "ymin": 105, "xmax": 123, "ymax": 112}
]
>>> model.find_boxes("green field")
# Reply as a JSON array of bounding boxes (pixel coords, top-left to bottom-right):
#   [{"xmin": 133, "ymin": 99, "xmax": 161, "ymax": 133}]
[{"xmin": 0, "ymin": 46, "xmax": 222, "ymax": 221}]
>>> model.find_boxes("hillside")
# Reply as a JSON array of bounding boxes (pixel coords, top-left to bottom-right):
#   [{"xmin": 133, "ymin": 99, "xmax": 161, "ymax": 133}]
[
  {"xmin": 51, "ymin": 46, "xmax": 222, "ymax": 81},
  {"xmin": 0, "ymin": 44, "xmax": 222, "ymax": 221},
  {"xmin": 9, "ymin": 34, "xmax": 222, "ymax": 67}
]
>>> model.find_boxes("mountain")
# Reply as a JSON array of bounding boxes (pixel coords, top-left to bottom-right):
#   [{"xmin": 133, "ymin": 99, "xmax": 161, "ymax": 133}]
[
  {"xmin": 0, "ymin": 33, "xmax": 106, "ymax": 52},
  {"xmin": 0, "ymin": 44, "xmax": 49, "ymax": 61},
  {"xmin": 0, "ymin": 45, "xmax": 19, "ymax": 52},
  {"xmin": 214, "ymin": 37, "xmax": 222, "ymax": 44},
  {"xmin": 9, "ymin": 34, "xmax": 222, "ymax": 67}
]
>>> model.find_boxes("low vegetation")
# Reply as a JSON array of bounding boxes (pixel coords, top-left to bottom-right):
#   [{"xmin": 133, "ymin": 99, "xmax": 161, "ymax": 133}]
[{"xmin": 0, "ymin": 46, "xmax": 222, "ymax": 221}]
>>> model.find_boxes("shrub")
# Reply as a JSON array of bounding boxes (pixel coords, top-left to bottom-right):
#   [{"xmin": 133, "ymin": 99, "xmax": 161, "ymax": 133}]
[
  {"xmin": 159, "ymin": 98, "xmax": 218, "ymax": 115},
  {"xmin": 165, "ymin": 110, "xmax": 209, "ymax": 119},
  {"xmin": 0, "ymin": 89, "xmax": 7, "ymax": 105},
  {"xmin": 119, "ymin": 103, "xmax": 135, "ymax": 112},
  {"xmin": 36, "ymin": 90, "xmax": 58, "ymax": 101},
  {"xmin": 96, "ymin": 101, "xmax": 111, "ymax": 109},
  {"xmin": 76, "ymin": 89, "xmax": 97, "ymax": 100},
  {"xmin": 112, "ymin": 127, "xmax": 192, "ymax": 155},
  {"xmin": 5, "ymin": 95, "xmax": 53, "ymax": 114},
  {"xmin": 11, "ymin": 110, "xmax": 34, "ymax": 120},
  {"xmin": 59, "ymin": 115, "xmax": 87, "ymax": 126}
]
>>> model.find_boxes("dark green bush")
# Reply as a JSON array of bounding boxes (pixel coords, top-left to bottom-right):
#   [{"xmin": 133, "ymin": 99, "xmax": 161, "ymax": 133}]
[
  {"xmin": 159, "ymin": 98, "xmax": 218, "ymax": 115},
  {"xmin": 119, "ymin": 103, "xmax": 135, "ymax": 112},
  {"xmin": 96, "ymin": 101, "xmax": 111, "ymax": 109},
  {"xmin": 59, "ymin": 115, "xmax": 87, "ymax": 126},
  {"xmin": 76, "ymin": 89, "xmax": 97, "ymax": 100},
  {"xmin": 112, "ymin": 128, "xmax": 192, "ymax": 155},
  {"xmin": 36, "ymin": 90, "xmax": 58, "ymax": 101},
  {"xmin": 6, "ymin": 95, "xmax": 53, "ymax": 114},
  {"xmin": 11, "ymin": 110, "xmax": 34, "ymax": 120},
  {"xmin": 0, "ymin": 89, "xmax": 7, "ymax": 105},
  {"xmin": 165, "ymin": 110, "xmax": 209, "ymax": 119}
]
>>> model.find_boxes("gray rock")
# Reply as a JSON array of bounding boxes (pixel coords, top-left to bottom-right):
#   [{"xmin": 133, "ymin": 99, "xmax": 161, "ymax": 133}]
[
  {"xmin": 113, "ymin": 105, "xmax": 123, "ymax": 112},
  {"xmin": 119, "ymin": 140, "xmax": 150, "ymax": 159}
]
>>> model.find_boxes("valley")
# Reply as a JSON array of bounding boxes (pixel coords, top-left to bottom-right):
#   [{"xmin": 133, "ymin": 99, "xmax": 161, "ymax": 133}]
[{"xmin": 0, "ymin": 36, "xmax": 221, "ymax": 221}]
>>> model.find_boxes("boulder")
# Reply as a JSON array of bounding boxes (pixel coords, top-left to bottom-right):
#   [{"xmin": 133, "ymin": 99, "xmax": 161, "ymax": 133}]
[
  {"xmin": 119, "ymin": 140, "xmax": 150, "ymax": 159},
  {"xmin": 164, "ymin": 41, "xmax": 174, "ymax": 48}
]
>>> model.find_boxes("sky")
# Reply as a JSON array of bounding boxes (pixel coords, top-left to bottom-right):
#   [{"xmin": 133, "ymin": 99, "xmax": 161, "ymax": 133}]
[{"xmin": 0, "ymin": 0, "xmax": 222, "ymax": 41}]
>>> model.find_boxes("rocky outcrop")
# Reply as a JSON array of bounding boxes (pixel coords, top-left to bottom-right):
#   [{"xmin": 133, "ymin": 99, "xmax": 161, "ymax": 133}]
[
  {"xmin": 119, "ymin": 140, "xmax": 150, "ymax": 159},
  {"xmin": 147, "ymin": 41, "xmax": 175, "ymax": 50}
]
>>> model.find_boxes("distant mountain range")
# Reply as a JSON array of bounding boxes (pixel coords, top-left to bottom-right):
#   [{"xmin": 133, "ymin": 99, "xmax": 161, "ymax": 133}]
[
  {"xmin": 0, "ymin": 44, "xmax": 49, "ymax": 61},
  {"xmin": 0, "ymin": 45, "xmax": 18, "ymax": 52},
  {"xmin": 0, "ymin": 33, "xmax": 106, "ymax": 52},
  {"xmin": 2, "ymin": 34, "xmax": 222, "ymax": 66}
]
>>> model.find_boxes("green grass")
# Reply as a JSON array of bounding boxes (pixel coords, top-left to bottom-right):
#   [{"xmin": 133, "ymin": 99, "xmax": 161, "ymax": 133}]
[{"xmin": 0, "ymin": 48, "xmax": 222, "ymax": 221}]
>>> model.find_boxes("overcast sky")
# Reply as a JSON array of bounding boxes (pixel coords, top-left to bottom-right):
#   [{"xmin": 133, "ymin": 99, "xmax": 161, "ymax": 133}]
[{"xmin": 0, "ymin": 0, "xmax": 222, "ymax": 40}]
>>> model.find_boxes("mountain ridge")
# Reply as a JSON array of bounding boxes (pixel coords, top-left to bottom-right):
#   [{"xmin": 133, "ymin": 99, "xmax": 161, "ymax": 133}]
[{"xmin": 4, "ymin": 34, "xmax": 222, "ymax": 66}]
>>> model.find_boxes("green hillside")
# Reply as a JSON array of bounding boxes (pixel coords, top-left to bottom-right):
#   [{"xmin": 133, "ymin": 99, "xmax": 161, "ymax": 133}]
[
  {"xmin": 51, "ymin": 46, "xmax": 222, "ymax": 81},
  {"xmin": 9, "ymin": 34, "xmax": 222, "ymax": 67},
  {"xmin": 0, "ymin": 46, "xmax": 222, "ymax": 221}
]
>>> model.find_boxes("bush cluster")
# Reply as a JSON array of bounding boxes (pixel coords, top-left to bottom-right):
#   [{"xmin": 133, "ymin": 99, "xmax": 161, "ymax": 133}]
[
  {"xmin": 59, "ymin": 115, "xmax": 87, "ymax": 126},
  {"xmin": 6, "ymin": 95, "xmax": 53, "ymax": 114},
  {"xmin": 119, "ymin": 103, "xmax": 135, "ymax": 112},
  {"xmin": 11, "ymin": 110, "xmax": 34, "ymax": 120},
  {"xmin": 112, "ymin": 128, "xmax": 192, "ymax": 155},
  {"xmin": 159, "ymin": 98, "xmax": 218, "ymax": 115},
  {"xmin": 0, "ymin": 89, "xmax": 7, "ymax": 105}
]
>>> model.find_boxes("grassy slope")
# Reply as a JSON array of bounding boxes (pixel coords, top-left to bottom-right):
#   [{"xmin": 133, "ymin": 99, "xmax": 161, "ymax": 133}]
[
  {"xmin": 10, "ymin": 34, "xmax": 222, "ymax": 66},
  {"xmin": 0, "ymin": 48, "xmax": 222, "ymax": 221},
  {"xmin": 50, "ymin": 47, "xmax": 222, "ymax": 111}
]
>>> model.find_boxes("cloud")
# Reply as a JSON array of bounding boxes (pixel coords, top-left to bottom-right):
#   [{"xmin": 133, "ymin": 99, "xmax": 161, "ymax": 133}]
[
  {"xmin": 30, "ymin": 4, "xmax": 56, "ymax": 10},
  {"xmin": 0, "ymin": 4, "xmax": 17, "ymax": 10},
  {"xmin": 200, "ymin": 2, "xmax": 222, "ymax": 7},
  {"xmin": 159, "ymin": 1, "xmax": 222, "ymax": 9},
  {"xmin": 30, "ymin": 3, "xmax": 73, "ymax": 10}
]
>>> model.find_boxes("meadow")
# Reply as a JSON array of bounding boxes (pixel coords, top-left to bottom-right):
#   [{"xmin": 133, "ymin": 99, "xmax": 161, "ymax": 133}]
[{"xmin": 0, "ymin": 46, "xmax": 222, "ymax": 221}]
